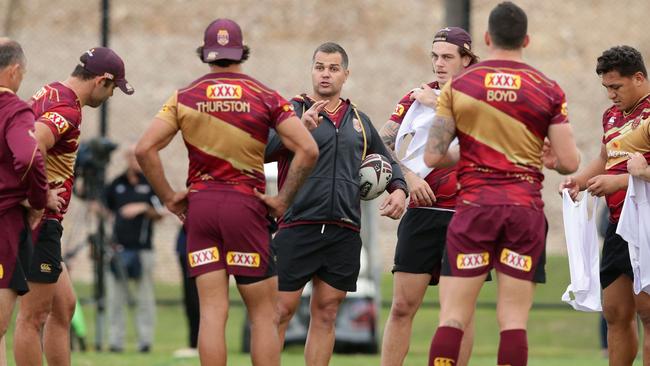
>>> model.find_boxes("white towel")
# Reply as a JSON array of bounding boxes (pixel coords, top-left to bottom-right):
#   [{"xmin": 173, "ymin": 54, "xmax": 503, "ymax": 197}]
[
  {"xmin": 394, "ymin": 95, "xmax": 458, "ymax": 179},
  {"xmin": 616, "ymin": 176, "xmax": 650, "ymax": 295},
  {"xmin": 561, "ymin": 190, "xmax": 602, "ymax": 312}
]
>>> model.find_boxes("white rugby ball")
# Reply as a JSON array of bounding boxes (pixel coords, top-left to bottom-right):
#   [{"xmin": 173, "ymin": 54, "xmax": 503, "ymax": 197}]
[{"xmin": 359, "ymin": 154, "xmax": 393, "ymax": 200}]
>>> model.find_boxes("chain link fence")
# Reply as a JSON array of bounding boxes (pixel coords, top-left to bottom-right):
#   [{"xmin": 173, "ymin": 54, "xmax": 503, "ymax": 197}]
[{"xmin": 4, "ymin": 0, "xmax": 649, "ymax": 283}]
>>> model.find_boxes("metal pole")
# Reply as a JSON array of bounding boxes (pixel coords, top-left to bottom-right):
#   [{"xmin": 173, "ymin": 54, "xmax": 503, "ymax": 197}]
[
  {"xmin": 94, "ymin": 0, "xmax": 110, "ymax": 351},
  {"xmin": 445, "ymin": 0, "xmax": 471, "ymax": 31}
]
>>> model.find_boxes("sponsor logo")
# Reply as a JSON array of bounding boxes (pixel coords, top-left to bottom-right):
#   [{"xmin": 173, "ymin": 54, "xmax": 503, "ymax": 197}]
[
  {"xmin": 43, "ymin": 112, "xmax": 70, "ymax": 134},
  {"xmin": 484, "ymin": 73, "xmax": 521, "ymax": 90},
  {"xmin": 561, "ymin": 102, "xmax": 568, "ymax": 116},
  {"xmin": 196, "ymin": 101, "xmax": 251, "ymax": 113},
  {"xmin": 217, "ymin": 29, "xmax": 229, "ymax": 46},
  {"xmin": 457, "ymin": 252, "xmax": 490, "ymax": 269},
  {"xmin": 393, "ymin": 104, "xmax": 405, "ymax": 117},
  {"xmin": 160, "ymin": 104, "xmax": 171, "ymax": 113},
  {"xmin": 612, "ymin": 140, "xmax": 620, "ymax": 149},
  {"xmin": 188, "ymin": 247, "xmax": 219, "ymax": 268},
  {"xmin": 0, "ymin": 264, "xmax": 3, "ymax": 279},
  {"xmin": 500, "ymin": 248, "xmax": 532, "ymax": 272},
  {"xmin": 226, "ymin": 251, "xmax": 260, "ymax": 267},
  {"xmin": 607, "ymin": 116, "xmax": 616, "ymax": 126},
  {"xmin": 206, "ymin": 84, "xmax": 242, "ymax": 99},
  {"xmin": 487, "ymin": 90, "xmax": 517, "ymax": 102},
  {"xmin": 282, "ymin": 103, "xmax": 294, "ymax": 112},
  {"xmin": 40, "ymin": 263, "xmax": 52, "ymax": 273},
  {"xmin": 353, "ymin": 118, "xmax": 362, "ymax": 133},
  {"xmin": 607, "ymin": 150, "xmax": 632, "ymax": 158},
  {"xmin": 433, "ymin": 357, "xmax": 455, "ymax": 366}
]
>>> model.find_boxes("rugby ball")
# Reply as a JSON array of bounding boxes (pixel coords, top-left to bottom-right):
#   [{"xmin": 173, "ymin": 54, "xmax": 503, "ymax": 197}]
[{"xmin": 359, "ymin": 154, "xmax": 393, "ymax": 200}]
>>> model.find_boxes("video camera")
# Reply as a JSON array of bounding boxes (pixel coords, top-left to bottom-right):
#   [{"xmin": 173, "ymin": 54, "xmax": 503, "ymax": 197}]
[{"xmin": 73, "ymin": 137, "xmax": 118, "ymax": 200}]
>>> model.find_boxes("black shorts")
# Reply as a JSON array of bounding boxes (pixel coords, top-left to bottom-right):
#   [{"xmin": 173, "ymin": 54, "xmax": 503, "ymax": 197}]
[
  {"xmin": 27, "ymin": 220, "xmax": 63, "ymax": 283},
  {"xmin": 600, "ymin": 221, "xmax": 633, "ymax": 289},
  {"xmin": 392, "ymin": 208, "xmax": 453, "ymax": 285},
  {"xmin": 273, "ymin": 224, "xmax": 362, "ymax": 292}
]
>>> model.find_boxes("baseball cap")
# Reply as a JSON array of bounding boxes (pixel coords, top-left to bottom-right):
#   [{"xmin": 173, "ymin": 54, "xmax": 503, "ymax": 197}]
[
  {"xmin": 433, "ymin": 27, "xmax": 476, "ymax": 59},
  {"xmin": 201, "ymin": 18, "xmax": 244, "ymax": 62},
  {"xmin": 79, "ymin": 47, "xmax": 134, "ymax": 95}
]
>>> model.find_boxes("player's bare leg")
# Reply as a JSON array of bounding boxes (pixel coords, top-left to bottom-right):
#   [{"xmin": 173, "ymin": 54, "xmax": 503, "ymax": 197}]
[
  {"xmin": 43, "ymin": 264, "xmax": 76, "ymax": 366},
  {"xmin": 276, "ymin": 288, "xmax": 304, "ymax": 345},
  {"xmin": 634, "ymin": 290, "xmax": 650, "ymax": 365},
  {"xmin": 381, "ymin": 273, "xmax": 430, "ymax": 366},
  {"xmin": 14, "ymin": 280, "xmax": 57, "ymax": 365},
  {"xmin": 196, "ymin": 270, "xmax": 229, "ymax": 366},
  {"xmin": 0, "ymin": 289, "xmax": 17, "ymax": 366},
  {"xmin": 603, "ymin": 276, "xmax": 638, "ymax": 365},
  {"xmin": 305, "ymin": 277, "xmax": 346, "ymax": 366},
  {"xmin": 238, "ymin": 277, "xmax": 280, "ymax": 366}
]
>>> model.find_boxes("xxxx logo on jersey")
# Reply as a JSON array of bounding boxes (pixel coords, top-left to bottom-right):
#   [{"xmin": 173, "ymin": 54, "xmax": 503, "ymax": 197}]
[
  {"xmin": 206, "ymin": 84, "xmax": 242, "ymax": 99},
  {"xmin": 226, "ymin": 251, "xmax": 260, "ymax": 268},
  {"xmin": 433, "ymin": 357, "xmax": 455, "ymax": 366},
  {"xmin": 392, "ymin": 104, "xmax": 405, "ymax": 117},
  {"xmin": 457, "ymin": 252, "xmax": 489, "ymax": 269},
  {"xmin": 484, "ymin": 73, "xmax": 521, "ymax": 90},
  {"xmin": 188, "ymin": 247, "xmax": 219, "ymax": 268},
  {"xmin": 500, "ymin": 248, "xmax": 532, "ymax": 272},
  {"xmin": 43, "ymin": 112, "xmax": 70, "ymax": 134}
]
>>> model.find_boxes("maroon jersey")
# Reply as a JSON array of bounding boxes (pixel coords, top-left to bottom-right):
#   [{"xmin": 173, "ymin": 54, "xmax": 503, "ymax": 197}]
[
  {"xmin": 29, "ymin": 82, "xmax": 83, "ymax": 221},
  {"xmin": 436, "ymin": 60, "xmax": 569, "ymax": 209},
  {"xmin": 0, "ymin": 88, "xmax": 47, "ymax": 212},
  {"xmin": 601, "ymin": 95, "xmax": 650, "ymax": 222},
  {"xmin": 156, "ymin": 72, "xmax": 295, "ymax": 195},
  {"xmin": 390, "ymin": 81, "xmax": 457, "ymax": 210}
]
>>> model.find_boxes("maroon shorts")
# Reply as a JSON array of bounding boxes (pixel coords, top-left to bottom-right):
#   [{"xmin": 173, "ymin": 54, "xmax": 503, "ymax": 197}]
[
  {"xmin": 185, "ymin": 190, "xmax": 274, "ymax": 281},
  {"xmin": 0, "ymin": 205, "xmax": 31, "ymax": 295},
  {"xmin": 444, "ymin": 204, "xmax": 546, "ymax": 282}
]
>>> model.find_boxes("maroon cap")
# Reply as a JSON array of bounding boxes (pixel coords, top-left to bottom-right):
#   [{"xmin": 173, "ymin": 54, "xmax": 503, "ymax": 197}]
[
  {"xmin": 433, "ymin": 27, "xmax": 476, "ymax": 58},
  {"xmin": 79, "ymin": 47, "xmax": 134, "ymax": 95},
  {"xmin": 201, "ymin": 19, "xmax": 244, "ymax": 62}
]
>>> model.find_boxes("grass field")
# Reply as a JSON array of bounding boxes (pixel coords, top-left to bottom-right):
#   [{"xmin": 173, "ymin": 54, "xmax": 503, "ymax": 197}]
[{"xmin": 3, "ymin": 256, "xmax": 639, "ymax": 365}]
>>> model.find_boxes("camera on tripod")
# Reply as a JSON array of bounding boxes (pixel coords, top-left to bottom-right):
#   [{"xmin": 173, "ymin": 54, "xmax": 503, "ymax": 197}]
[{"xmin": 73, "ymin": 137, "xmax": 118, "ymax": 201}]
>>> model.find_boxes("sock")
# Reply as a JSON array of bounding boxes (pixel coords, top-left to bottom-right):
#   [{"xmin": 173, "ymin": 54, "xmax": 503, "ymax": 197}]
[
  {"xmin": 428, "ymin": 326, "xmax": 464, "ymax": 366},
  {"xmin": 497, "ymin": 329, "xmax": 528, "ymax": 366}
]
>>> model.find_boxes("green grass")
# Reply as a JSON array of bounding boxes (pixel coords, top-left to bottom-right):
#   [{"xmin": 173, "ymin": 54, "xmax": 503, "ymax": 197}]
[{"xmin": 3, "ymin": 256, "xmax": 636, "ymax": 365}]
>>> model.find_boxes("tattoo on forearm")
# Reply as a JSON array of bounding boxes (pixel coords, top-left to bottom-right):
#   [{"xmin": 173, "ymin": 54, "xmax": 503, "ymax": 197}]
[
  {"xmin": 380, "ymin": 121, "xmax": 413, "ymax": 174},
  {"xmin": 425, "ymin": 115, "xmax": 456, "ymax": 157},
  {"xmin": 278, "ymin": 163, "xmax": 314, "ymax": 205}
]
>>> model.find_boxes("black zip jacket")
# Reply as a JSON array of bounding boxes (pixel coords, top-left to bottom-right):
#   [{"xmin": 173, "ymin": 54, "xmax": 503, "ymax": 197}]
[{"xmin": 265, "ymin": 95, "xmax": 407, "ymax": 229}]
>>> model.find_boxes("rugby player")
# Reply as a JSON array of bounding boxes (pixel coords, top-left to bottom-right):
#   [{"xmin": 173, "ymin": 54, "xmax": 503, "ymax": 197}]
[
  {"xmin": 135, "ymin": 19, "xmax": 318, "ymax": 366},
  {"xmin": 14, "ymin": 46, "xmax": 133, "ymax": 366},
  {"xmin": 266, "ymin": 42, "xmax": 408, "ymax": 366},
  {"xmin": 379, "ymin": 27, "xmax": 478, "ymax": 366},
  {"xmin": 0, "ymin": 38, "xmax": 47, "ymax": 365},
  {"xmin": 424, "ymin": 2, "xmax": 579, "ymax": 365},
  {"xmin": 560, "ymin": 45, "xmax": 650, "ymax": 364}
]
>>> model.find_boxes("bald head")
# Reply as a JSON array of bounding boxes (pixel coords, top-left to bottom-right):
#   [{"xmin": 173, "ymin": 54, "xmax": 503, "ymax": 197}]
[{"xmin": 0, "ymin": 38, "xmax": 25, "ymax": 70}]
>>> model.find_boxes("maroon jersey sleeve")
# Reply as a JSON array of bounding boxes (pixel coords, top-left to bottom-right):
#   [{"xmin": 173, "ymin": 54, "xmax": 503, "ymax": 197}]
[
  {"xmin": 389, "ymin": 92, "xmax": 414, "ymax": 124},
  {"xmin": 550, "ymin": 83, "xmax": 569, "ymax": 125},
  {"xmin": 267, "ymin": 92, "xmax": 296, "ymax": 128},
  {"xmin": 37, "ymin": 106, "xmax": 79, "ymax": 143}
]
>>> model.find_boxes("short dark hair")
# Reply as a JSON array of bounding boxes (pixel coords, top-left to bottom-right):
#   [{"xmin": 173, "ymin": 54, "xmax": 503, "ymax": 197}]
[
  {"xmin": 0, "ymin": 40, "xmax": 25, "ymax": 69},
  {"xmin": 71, "ymin": 64, "xmax": 115, "ymax": 88},
  {"xmin": 196, "ymin": 45, "xmax": 250, "ymax": 67},
  {"xmin": 312, "ymin": 42, "xmax": 349, "ymax": 69},
  {"xmin": 596, "ymin": 46, "xmax": 648, "ymax": 78},
  {"xmin": 488, "ymin": 1, "xmax": 528, "ymax": 50}
]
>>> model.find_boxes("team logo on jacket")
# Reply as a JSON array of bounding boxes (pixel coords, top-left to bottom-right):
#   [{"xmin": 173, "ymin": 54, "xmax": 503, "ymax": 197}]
[
  {"xmin": 227, "ymin": 251, "xmax": 260, "ymax": 267},
  {"xmin": 217, "ymin": 29, "xmax": 229, "ymax": 45},
  {"xmin": 43, "ymin": 112, "xmax": 70, "ymax": 134},
  {"xmin": 206, "ymin": 84, "xmax": 242, "ymax": 99},
  {"xmin": 433, "ymin": 357, "xmax": 455, "ymax": 366},
  {"xmin": 456, "ymin": 252, "xmax": 489, "ymax": 269},
  {"xmin": 353, "ymin": 118, "xmax": 362, "ymax": 133},
  {"xmin": 188, "ymin": 247, "xmax": 219, "ymax": 267},
  {"xmin": 484, "ymin": 73, "xmax": 521, "ymax": 89},
  {"xmin": 500, "ymin": 248, "xmax": 532, "ymax": 272}
]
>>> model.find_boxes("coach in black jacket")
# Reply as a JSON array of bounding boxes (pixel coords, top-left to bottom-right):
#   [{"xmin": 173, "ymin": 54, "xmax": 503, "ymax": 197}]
[{"xmin": 263, "ymin": 42, "xmax": 407, "ymax": 364}]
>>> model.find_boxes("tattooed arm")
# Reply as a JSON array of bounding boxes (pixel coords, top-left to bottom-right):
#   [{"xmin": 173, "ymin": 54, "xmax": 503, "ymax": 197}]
[
  {"xmin": 380, "ymin": 120, "xmax": 436, "ymax": 206},
  {"xmin": 424, "ymin": 115, "xmax": 457, "ymax": 168}
]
